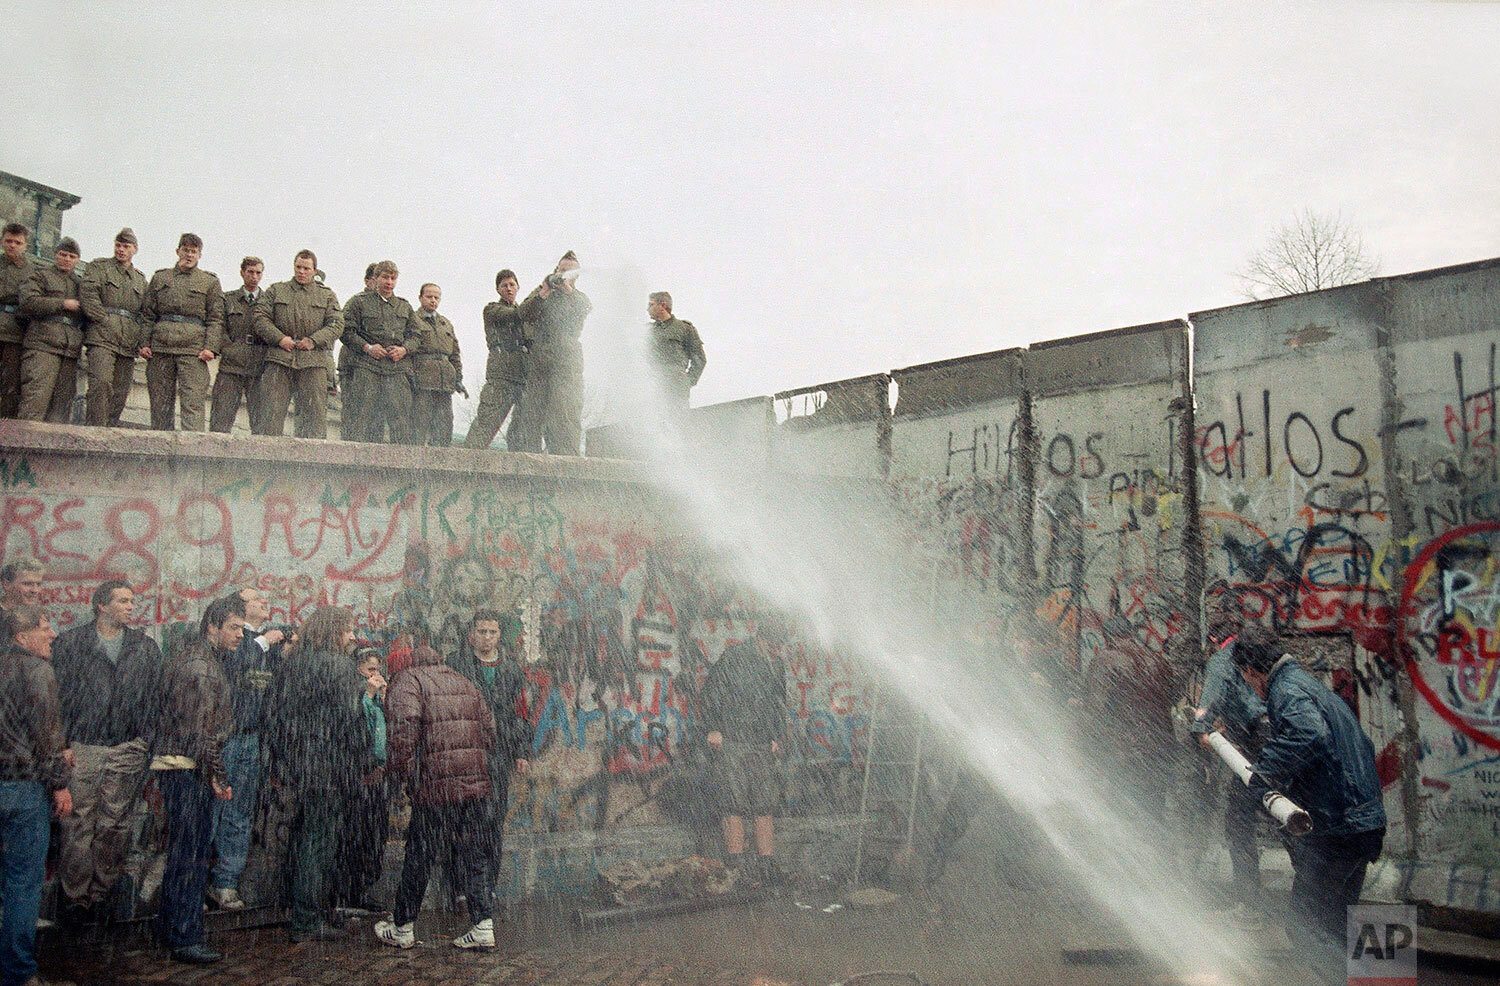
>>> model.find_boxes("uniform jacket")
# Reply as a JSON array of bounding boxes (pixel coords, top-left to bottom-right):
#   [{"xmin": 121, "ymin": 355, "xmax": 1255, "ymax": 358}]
[
  {"xmin": 448, "ymin": 647, "xmax": 534, "ymax": 794},
  {"xmin": 481, "ymin": 300, "xmax": 527, "ymax": 384},
  {"xmin": 155, "ymin": 638, "xmax": 234, "ymax": 786},
  {"xmin": 80, "ymin": 257, "xmax": 147, "ymax": 356},
  {"xmin": 143, "ymin": 266, "xmax": 227, "ymax": 355},
  {"xmin": 696, "ymin": 639, "xmax": 787, "ymax": 747},
  {"xmin": 0, "ymin": 253, "xmax": 34, "ymax": 345},
  {"xmin": 649, "ymin": 316, "xmax": 707, "ymax": 386},
  {"xmin": 336, "ymin": 288, "xmax": 370, "ymax": 381},
  {"xmin": 254, "ymin": 278, "xmax": 343, "ymax": 371},
  {"xmin": 0, "ymin": 644, "xmax": 71, "ymax": 791},
  {"xmin": 19, "ymin": 264, "xmax": 84, "ymax": 357},
  {"xmin": 1252, "ymin": 656, "xmax": 1387, "ymax": 837},
  {"xmin": 218, "ymin": 287, "xmax": 268, "ymax": 378},
  {"xmin": 518, "ymin": 286, "xmax": 591, "ymax": 356},
  {"xmin": 51, "ymin": 621, "xmax": 166, "ymax": 747},
  {"xmin": 387, "ymin": 645, "xmax": 495, "ymax": 807},
  {"xmin": 412, "ymin": 309, "xmax": 462, "ymax": 392},
  {"xmin": 341, "ymin": 291, "xmax": 422, "ymax": 377},
  {"xmin": 264, "ymin": 647, "xmax": 370, "ymax": 796}
]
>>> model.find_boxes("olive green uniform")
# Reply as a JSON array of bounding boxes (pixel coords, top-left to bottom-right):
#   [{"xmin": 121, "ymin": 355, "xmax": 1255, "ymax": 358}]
[
  {"xmin": 410, "ymin": 309, "xmax": 463, "ymax": 446},
  {"xmin": 142, "ymin": 265, "xmax": 226, "ymax": 431},
  {"xmin": 0, "ymin": 253, "xmax": 34, "ymax": 418},
  {"xmin": 252, "ymin": 278, "xmax": 342, "ymax": 438},
  {"xmin": 17, "ymin": 264, "xmax": 85, "ymax": 422},
  {"xmin": 512, "ymin": 286, "xmax": 591, "ymax": 455},
  {"xmin": 210, "ymin": 286, "xmax": 268, "ymax": 434},
  {"xmin": 461, "ymin": 299, "xmax": 527, "ymax": 449},
  {"xmin": 649, "ymin": 315, "xmax": 707, "ymax": 409},
  {"xmin": 335, "ymin": 288, "xmax": 370, "ymax": 440},
  {"xmin": 340, "ymin": 291, "xmax": 423, "ymax": 444},
  {"xmin": 79, "ymin": 256, "xmax": 147, "ymax": 426}
]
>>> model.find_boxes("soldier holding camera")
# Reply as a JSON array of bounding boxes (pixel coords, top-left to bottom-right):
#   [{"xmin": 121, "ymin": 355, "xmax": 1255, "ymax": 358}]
[{"xmin": 512, "ymin": 251, "xmax": 590, "ymax": 455}]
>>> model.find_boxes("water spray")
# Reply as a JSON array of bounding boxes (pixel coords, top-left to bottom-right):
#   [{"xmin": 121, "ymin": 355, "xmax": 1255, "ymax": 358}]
[{"xmin": 1204, "ymin": 731, "xmax": 1313, "ymax": 835}]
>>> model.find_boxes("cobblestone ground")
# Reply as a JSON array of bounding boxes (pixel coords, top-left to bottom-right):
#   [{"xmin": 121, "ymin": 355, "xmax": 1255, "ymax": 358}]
[{"xmin": 38, "ymin": 889, "xmax": 1496, "ymax": 986}]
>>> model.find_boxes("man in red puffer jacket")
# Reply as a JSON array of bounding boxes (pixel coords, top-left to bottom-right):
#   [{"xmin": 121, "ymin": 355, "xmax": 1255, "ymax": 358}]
[{"xmin": 375, "ymin": 643, "xmax": 497, "ymax": 951}]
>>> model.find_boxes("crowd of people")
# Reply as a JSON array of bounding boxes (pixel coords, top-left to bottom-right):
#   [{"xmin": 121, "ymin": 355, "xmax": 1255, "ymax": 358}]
[
  {"xmin": 0, "ymin": 556, "xmax": 536, "ymax": 978},
  {"xmin": 0, "ymin": 224, "xmax": 709, "ymax": 452}
]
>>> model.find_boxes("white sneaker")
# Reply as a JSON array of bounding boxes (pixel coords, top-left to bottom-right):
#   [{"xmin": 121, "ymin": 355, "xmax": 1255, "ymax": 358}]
[
  {"xmin": 374, "ymin": 919, "xmax": 415, "ymax": 949},
  {"xmin": 207, "ymin": 886, "xmax": 245, "ymax": 911},
  {"xmin": 452, "ymin": 919, "xmax": 495, "ymax": 949}
]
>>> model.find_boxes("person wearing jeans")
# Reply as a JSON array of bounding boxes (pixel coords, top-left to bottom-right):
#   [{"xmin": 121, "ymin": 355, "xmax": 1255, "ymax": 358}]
[{"xmin": 0, "ymin": 605, "xmax": 72, "ymax": 986}]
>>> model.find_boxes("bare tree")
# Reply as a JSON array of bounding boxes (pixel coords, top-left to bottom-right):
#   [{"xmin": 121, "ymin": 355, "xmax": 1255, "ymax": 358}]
[{"xmin": 1237, "ymin": 208, "xmax": 1379, "ymax": 300}]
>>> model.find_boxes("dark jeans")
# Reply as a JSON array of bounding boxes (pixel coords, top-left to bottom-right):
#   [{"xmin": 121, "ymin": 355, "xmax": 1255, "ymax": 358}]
[
  {"xmin": 333, "ymin": 777, "xmax": 388, "ymax": 907},
  {"xmin": 1, "ymin": 781, "xmax": 50, "ymax": 986},
  {"xmin": 154, "ymin": 770, "xmax": 214, "ymax": 950},
  {"xmin": 479, "ymin": 778, "xmax": 510, "ymax": 899},
  {"xmin": 395, "ymin": 799, "xmax": 490, "ymax": 928},
  {"xmin": 288, "ymin": 794, "xmax": 341, "ymax": 935},
  {"xmin": 1286, "ymin": 826, "xmax": 1385, "ymax": 950}
]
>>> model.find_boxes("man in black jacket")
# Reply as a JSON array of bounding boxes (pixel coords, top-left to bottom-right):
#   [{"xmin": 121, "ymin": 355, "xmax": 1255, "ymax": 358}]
[
  {"xmin": 51, "ymin": 579, "xmax": 164, "ymax": 922},
  {"xmin": 448, "ymin": 610, "xmax": 533, "ymax": 907},
  {"xmin": 697, "ymin": 622, "xmax": 788, "ymax": 884}
]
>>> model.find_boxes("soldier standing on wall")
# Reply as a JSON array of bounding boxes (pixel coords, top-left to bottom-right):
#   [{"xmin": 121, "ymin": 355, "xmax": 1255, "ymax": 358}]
[
  {"xmin": 253, "ymin": 249, "xmax": 343, "ymax": 439},
  {"xmin": 341, "ymin": 260, "xmax": 423, "ymax": 444},
  {"xmin": 17, "ymin": 236, "xmax": 85, "ymax": 423},
  {"xmin": 512, "ymin": 251, "xmax": 590, "ymax": 455},
  {"xmin": 462, "ymin": 269, "xmax": 527, "ymax": 450},
  {"xmin": 140, "ymin": 233, "xmax": 226, "ymax": 432},
  {"xmin": 0, "ymin": 223, "xmax": 35, "ymax": 418},
  {"xmin": 337, "ymin": 263, "xmax": 378, "ymax": 439},
  {"xmin": 647, "ymin": 291, "xmax": 706, "ymax": 411},
  {"xmin": 210, "ymin": 257, "xmax": 269, "ymax": 434},
  {"xmin": 79, "ymin": 228, "xmax": 147, "ymax": 427},
  {"xmin": 410, "ymin": 282, "xmax": 465, "ymax": 446}
]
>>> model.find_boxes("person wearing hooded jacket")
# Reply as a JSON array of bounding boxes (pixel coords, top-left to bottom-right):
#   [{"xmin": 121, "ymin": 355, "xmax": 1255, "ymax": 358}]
[{"xmin": 375, "ymin": 641, "xmax": 497, "ymax": 951}]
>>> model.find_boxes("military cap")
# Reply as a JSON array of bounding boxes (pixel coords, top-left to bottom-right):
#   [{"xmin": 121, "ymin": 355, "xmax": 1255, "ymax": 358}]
[
  {"xmin": 55, "ymin": 237, "xmax": 81, "ymax": 256},
  {"xmin": 559, "ymin": 250, "xmax": 578, "ymax": 263},
  {"xmin": 115, "ymin": 227, "xmax": 138, "ymax": 245}
]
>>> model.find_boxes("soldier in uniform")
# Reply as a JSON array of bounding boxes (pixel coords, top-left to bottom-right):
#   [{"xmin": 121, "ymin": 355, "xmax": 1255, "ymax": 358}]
[
  {"xmin": 647, "ymin": 291, "xmax": 707, "ymax": 410},
  {"xmin": 462, "ymin": 269, "xmax": 526, "ymax": 450},
  {"xmin": 17, "ymin": 237, "xmax": 85, "ymax": 423},
  {"xmin": 210, "ymin": 257, "xmax": 268, "ymax": 434},
  {"xmin": 140, "ymin": 234, "xmax": 226, "ymax": 432},
  {"xmin": 337, "ymin": 263, "xmax": 378, "ymax": 440},
  {"xmin": 513, "ymin": 251, "xmax": 590, "ymax": 455},
  {"xmin": 1, "ymin": 223, "xmax": 36, "ymax": 418},
  {"xmin": 341, "ymin": 260, "xmax": 422, "ymax": 444},
  {"xmin": 79, "ymin": 228, "xmax": 147, "ymax": 427},
  {"xmin": 410, "ymin": 283, "xmax": 465, "ymax": 446},
  {"xmin": 253, "ymin": 249, "xmax": 343, "ymax": 439}
]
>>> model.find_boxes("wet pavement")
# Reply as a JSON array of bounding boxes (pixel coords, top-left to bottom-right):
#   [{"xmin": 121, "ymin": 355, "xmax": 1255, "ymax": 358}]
[{"xmin": 39, "ymin": 883, "xmax": 1498, "ymax": 986}]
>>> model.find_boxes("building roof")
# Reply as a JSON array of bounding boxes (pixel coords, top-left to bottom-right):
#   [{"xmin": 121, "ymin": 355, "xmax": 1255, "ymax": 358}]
[{"xmin": 0, "ymin": 170, "xmax": 81, "ymax": 208}]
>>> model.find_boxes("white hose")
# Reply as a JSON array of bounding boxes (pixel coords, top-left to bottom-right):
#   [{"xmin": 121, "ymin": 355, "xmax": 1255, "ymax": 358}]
[{"xmin": 1205, "ymin": 731, "xmax": 1313, "ymax": 835}]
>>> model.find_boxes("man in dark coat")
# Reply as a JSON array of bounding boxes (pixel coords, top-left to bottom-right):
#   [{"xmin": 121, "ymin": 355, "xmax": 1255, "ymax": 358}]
[
  {"xmin": 696, "ymin": 622, "xmax": 788, "ymax": 884},
  {"xmin": 375, "ymin": 643, "xmax": 496, "ymax": 951},
  {"xmin": 1236, "ymin": 625, "xmax": 1386, "ymax": 956},
  {"xmin": 448, "ymin": 610, "xmax": 533, "ymax": 906},
  {"xmin": 51, "ymin": 579, "xmax": 164, "ymax": 922}
]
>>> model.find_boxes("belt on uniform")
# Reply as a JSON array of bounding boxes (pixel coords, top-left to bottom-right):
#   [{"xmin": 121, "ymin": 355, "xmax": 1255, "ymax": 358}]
[
  {"xmin": 410, "ymin": 352, "xmax": 451, "ymax": 361},
  {"xmin": 239, "ymin": 334, "xmax": 266, "ymax": 345},
  {"xmin": 106, "ymin": 307, "xmax": 142, "ymax": 320},
  {"xmin": 158, "ymin": 314, "xmax": 206, "ymax": 326},
  {"xmin": 41, "ymin": 314, "xmax": 82, "ymax": 326}
]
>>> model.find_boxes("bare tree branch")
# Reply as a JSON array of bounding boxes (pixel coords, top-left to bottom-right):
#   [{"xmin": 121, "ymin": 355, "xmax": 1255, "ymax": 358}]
[{"xmin": 1237, "ymin": 208, "xmax": 1379, "ymax": 300}]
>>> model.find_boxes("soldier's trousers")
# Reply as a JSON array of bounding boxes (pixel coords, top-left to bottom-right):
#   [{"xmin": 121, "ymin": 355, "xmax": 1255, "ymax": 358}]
[
  {"xmin": 412, "ymin": 389, "xmax": 454, "ymax": 446},
  {"xmin": 17, "ymin": 350, "xmax": 77, "ymax": 423},
  {"xmin": 462, "ymin": 378, "xmax": 523, "ymax": 449},
  {"xmin": 347, "ymin": 366, "xmax": 413, "ymax": 444},
  {"xmin": 0, "ymin": 340, "xmax": 23, "ymax": 418},
  {"xmin": 209, "ymin": 369, "xmax": 264, "ymax": 434},
  {"xmin": 337, "ymin": 366, "xmax": 360, "ymax": 442},
  {"xmin": 59, "ymin": 738, "xmax": 150, "ymax": 907},
  {"xmin": 146, "ymin": 354, "xmax": 209, "ymax": 431},
  {"xmin": 85, "ymin": 346, "xmax": 136, "ymax": 426},
  {"xmin": 260, "ymin": 364, "xmax": 328, "ymax": 438},
  {"xmin": 513, "ymin": 345, "xmax": 581, "ymax": 455}
]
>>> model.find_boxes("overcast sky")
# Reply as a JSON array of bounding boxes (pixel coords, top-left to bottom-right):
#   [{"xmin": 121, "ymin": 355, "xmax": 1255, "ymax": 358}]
[{"xmin": 5, "ymin": 1, "xmax": 1498, "ymax": 416}]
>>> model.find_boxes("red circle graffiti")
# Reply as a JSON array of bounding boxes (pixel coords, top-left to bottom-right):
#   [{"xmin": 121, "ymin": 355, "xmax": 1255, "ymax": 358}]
[{"xmin": 1399, "ymin": 520, "xmax": 1500, "ymax": 752}]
